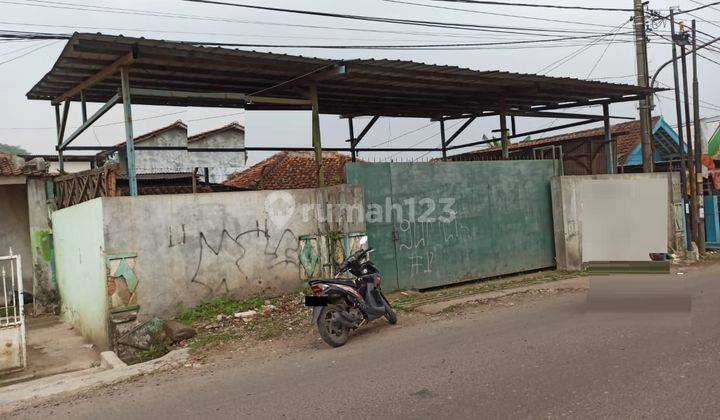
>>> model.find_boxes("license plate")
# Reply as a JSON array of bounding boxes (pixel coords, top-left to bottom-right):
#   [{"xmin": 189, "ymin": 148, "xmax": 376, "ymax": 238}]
[{"xmin": 305, "ymin": 295, "xmax": 328, "ymax": 306}]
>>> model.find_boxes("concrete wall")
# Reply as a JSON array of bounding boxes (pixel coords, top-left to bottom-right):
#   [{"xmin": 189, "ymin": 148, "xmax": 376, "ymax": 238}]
[
  {"xmin": 26, "ymin": 178, "xmax": 58, "ymax": 313},
  {"xmin": 0, "ymin": 184, "xmax": 32, "ymax": 293},
  {"xmin": 52, "ymin": 199, "xmax": 109, "ymax": 349},
  {"xmin": 118, "ymin": 127, "xmax": 247, "ymax": 183},
  {"xmin": 552, "ymin": 173, "xmax": 682, "ymax": 270},
  {"xmin": 188, "ymin": 130, "xmax": 246, "ymax": 184},
  {"xmin": 100, "ymin": 185, "xmax": 364, "ymax": 320},
  {"xmin": 120, "ymin": 126, "xmax": 187, "ymax": 175}
]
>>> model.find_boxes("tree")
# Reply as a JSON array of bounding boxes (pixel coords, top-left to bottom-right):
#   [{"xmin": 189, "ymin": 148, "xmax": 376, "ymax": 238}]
[
  {"xmin": 484, "ymin": 134, "xmax": 502, "ymax": 148},
  {"xmin": 0, "ymin": 143, "xmax": 29, "ymax": 155}
]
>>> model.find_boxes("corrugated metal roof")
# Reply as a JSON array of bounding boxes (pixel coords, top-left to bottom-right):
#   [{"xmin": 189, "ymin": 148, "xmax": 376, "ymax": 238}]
[{"xmin": 27, "ymin": 33, "xmax": 658, "ymax": 119}]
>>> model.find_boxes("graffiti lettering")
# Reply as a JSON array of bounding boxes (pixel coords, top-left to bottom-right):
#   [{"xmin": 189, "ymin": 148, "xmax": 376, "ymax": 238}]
[{"xmin": 187, "ymin": 219, "xmax": 299, "ymax": 294}]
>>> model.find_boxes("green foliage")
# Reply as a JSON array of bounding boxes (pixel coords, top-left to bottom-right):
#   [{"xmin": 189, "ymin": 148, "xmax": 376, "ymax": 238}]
[
  {"xmin": 0, "ymin": 143, "xmax": 29, "ymax": 155},
  {"xmin": 137, "ymin": 344, "xmax": 169, "ymax": 361},
  {"xmin": 483, "ymin": 134, "xmax": 501, "ymax": 148},
  {"xmin": 178, "ymin": 296, "xmax": 266, "ymax": 325}
]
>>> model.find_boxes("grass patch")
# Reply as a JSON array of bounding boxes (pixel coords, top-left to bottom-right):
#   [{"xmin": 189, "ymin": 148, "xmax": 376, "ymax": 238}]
[
  {"xmin": 178, "ymin": 296, "xmax": 267, "ymax": 325},
  {"xmin": 137, "ymin": 344, "xmax": 169, "ymax": 362},
  {"xmin": 701, "ymin": 250, "xmax": 720, "ymax": 261}
]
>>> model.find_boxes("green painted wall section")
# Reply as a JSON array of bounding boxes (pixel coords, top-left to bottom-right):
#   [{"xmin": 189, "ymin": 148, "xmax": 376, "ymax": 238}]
[
  {"xmin": 52, "ymin": 198, "xmax": 110, "ymax": 349},
  {"xmin": 347, "ymin": 161, "xmax": 558, "ymax": 290},
  {"xmin": 30, "ymin": 229, "xmax": 53, "ymax": 262}
]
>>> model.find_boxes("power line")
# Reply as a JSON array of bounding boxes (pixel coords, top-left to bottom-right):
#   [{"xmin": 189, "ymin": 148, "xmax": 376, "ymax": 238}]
[
  {"xmin": 382, "ymin": 0, "xmax": 621, "ymax": 29},
  {"xmin": 5, "ymin": 0, "xmax": 626, "ymax": 42},
  {"xmin": 0, "ymin": 40, "xmax": 57, "ymax": 66},
  {"xmin": 179, "ymin": 0, "xmax": 635, "ymax": 35},
  {"xmin": 189, "ymin": 32, "xmax": 636, "ymax": 50},
  {"xmin": 427, "ymin": 0, "xmax": 635, "ymax": 12},
  {"xmin": 0, "ymin": 20, "xmax": 552, "ymax": 43},
  {"xmin": 537, "ymin": 21, "xmax": 629, "ymax": 74},
  {"xmin": 676, "ymin": 1, "xmax": 720, "ymax": 15}
]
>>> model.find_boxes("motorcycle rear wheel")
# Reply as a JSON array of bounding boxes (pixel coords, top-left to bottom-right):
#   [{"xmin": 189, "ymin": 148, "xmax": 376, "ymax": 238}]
[{"xmin": 317, "ymin": 304, "xmax": 350, "ymax": 347}]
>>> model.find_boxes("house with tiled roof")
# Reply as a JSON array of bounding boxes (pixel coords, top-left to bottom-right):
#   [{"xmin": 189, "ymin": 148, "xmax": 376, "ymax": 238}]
[
  {"xmin": 97, "ymin": 120, "xmax": 247, "ymax": 184},
  {"xmin": 225, "ymin": 151, "xmax": 356, "ymax": 190},
  {"xmin": 448, "ymin": 117, "xmax": 682, "ymax": 175}
]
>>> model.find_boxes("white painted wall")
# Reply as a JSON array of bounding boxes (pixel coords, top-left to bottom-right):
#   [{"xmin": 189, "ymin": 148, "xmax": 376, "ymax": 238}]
[
  {"xmin": 552, "ymin": 173, "xmax": 680, "ymax": 270},
  {"xmin": 580, "ymin": 178, "xmax": 668, "ymax": 262}
]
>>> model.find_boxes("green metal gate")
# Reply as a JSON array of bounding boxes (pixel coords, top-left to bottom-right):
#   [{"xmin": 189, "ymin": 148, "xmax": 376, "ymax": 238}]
[{"xmin": 346, "ymin": 161, "xmax": 558, "ymax": 290}]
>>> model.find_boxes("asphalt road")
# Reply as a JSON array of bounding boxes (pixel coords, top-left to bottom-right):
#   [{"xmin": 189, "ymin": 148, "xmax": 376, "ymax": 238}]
[{"xmin": 9, "ymin": 265, "xmax": 720, "ymax": 419}]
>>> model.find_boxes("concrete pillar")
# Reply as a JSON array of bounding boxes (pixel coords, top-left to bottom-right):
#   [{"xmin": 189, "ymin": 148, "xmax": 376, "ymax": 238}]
[{"xmin": 26, "ymin": 178, "xmax": 59, "ymax": 314}]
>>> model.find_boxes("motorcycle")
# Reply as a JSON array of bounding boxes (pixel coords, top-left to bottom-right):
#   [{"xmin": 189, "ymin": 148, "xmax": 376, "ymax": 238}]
[{"xmin": 305, "ymin": 236, "xmax": 397, "ymax": 347}]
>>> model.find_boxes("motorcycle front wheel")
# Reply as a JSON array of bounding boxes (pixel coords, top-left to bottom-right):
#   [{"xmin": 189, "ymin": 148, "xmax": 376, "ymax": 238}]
[
  {"xmin": 381, "ymin": 293, "xmax": 397, "ymax": 325},
  {"xmin": 317, "ymin": 304, "xmax": 350, "ymax": 347}
]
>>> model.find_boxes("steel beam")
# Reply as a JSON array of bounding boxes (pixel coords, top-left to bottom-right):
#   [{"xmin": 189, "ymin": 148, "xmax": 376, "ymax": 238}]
[
  {"xmin": 58, "ymin": 93, "xmax": 120, "ymax": 150},
  {"xmin": 63, "ymin": 145, "xmax": 442, "ymax": 152},
  {"xmin": 129, "ymin": 88, "xmax": 312, "ymax": 106},
  {"xmin": 251, "ymin": 64, "xmax": 346, "ymax": 96},
  {"xmin": 444, "ymin": 117, "xmax": 476, "ymax": 147},
  {"xmin": 352, "ymin": 116, "xmax": 379, "ymax": 148},
  {"xmin": 447, "ymin": 119, "xmax": 599, "ymax": 152},
  {"xmin": 53, "ymin": 50, "xmax": 135, "ymax": 105},
  {"xmin": 121, "ymin": 67, "xmax": 138, "ymax": 196}
]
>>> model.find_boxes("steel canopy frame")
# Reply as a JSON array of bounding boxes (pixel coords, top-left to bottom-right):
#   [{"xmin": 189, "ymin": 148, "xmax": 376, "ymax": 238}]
[{"xmin": 33, "ymin": 34, "xmax": 660, "ymax": 195}]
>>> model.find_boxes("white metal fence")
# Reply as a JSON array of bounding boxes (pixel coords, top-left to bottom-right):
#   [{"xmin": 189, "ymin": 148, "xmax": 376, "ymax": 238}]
[{"xmin": 0, "ymin": 249, "xmax": 27, "ymax": 373}]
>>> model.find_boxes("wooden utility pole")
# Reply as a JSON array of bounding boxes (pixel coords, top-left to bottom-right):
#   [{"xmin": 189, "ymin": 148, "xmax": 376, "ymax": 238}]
[
  {"xmin": 670, "ymin": 10, "xmax": 693, "ymax": 250},
  {"xmin": 309, "ymin": 84, "xmax": 324, "ymax": 187},
  {"xmin": 692, "ymin": 20, "xmax": 706, "ymax": 253},
  {"xmin": 680, "ymin": 26, "xmax": 698, "ymax": 246},
  {"xmin": 633, "ymin": 0, "xmax": 654, "ymax": 172}
]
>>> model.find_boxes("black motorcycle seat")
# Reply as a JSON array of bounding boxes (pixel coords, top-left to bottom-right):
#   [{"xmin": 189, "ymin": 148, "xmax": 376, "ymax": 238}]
[{"xmin": 309, "ymin": 278, "xmax": 356, "ymax": 287}]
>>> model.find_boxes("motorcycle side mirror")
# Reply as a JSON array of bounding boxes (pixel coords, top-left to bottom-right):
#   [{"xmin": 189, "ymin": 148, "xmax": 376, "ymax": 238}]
[{"xmin": 358, "ymin": 235, "xmax": 368, "ymax": 246}]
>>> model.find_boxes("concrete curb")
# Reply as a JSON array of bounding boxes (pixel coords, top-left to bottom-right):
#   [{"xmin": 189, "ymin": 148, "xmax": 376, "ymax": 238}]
[
  {"xmin": 414, "ymin": 277, "xmax": 589, "ymax": 315},
  {"xmin": 0, "ymin": 349, "xmax": 190, "ymax": 414}
]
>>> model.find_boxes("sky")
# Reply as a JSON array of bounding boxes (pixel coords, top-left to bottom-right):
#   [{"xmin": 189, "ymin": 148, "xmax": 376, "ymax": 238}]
[{"xmin": 1, "ymin": 0, "xmax": 719, "ymax": 165}]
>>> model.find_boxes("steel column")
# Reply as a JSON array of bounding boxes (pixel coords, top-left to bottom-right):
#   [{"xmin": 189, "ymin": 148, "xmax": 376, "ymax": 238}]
[
  {"xmin": 57, "ymin": 101, "xmax": 70, "ymax": 172},
  {"xmin": 348, "ymin": 118, "xmax": 356, "ymax": 162},
  {"xmin": 80, "ymin": 91, "xmax": 88, "ymax": 123},
  {"xmin": 440, "ymin": 120, "xmax": 447, "ymax": 160},
  {"xmin": 602, "ymin": 104, "xmax": 614, "ymax": 174},
  {"xmin": 500, "ymin": 114, "xmax": 509, "ymax": 159},
  {"xmin": 54, "ymin": 104, "xmax": 63, "ymax": 172},
  {"xmin": 309, "ymin": 84, "xmax": 324, "ymax": 187},
  {"xmin": 120, "ymin": 67, "xmax": 138, "ymax": 196}
]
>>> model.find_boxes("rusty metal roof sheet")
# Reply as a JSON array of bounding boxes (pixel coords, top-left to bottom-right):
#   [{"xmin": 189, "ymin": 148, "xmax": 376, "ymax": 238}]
[{"xmin": 27, "ymin": 33, "xmax": 658, "ymax": 119}]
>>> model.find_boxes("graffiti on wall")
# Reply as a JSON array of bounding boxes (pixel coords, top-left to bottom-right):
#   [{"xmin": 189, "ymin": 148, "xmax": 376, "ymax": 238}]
[
  {"xmin": 397, "ymin": 218, "xmax": 471, "ymax": 277},
  {"xmin": 186, "ymin": 219, "xmax": 299, "ymax": 295}
]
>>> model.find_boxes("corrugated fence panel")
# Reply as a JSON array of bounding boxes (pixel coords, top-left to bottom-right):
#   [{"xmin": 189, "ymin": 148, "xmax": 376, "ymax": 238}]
[{"xmin": 347, "ymin": 161, "xmax": 557, "ymax": 290}]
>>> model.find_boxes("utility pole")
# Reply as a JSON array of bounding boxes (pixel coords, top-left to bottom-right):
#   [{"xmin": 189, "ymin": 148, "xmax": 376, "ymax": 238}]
[
  {"xmin": 670, "ymin": 10, "xmax": 692, "ymax": 250},
  {"xmin": 633, "ymin": 0, "xmax": 654, "ymax": 172},
  {"xmin": 680, "ymin": 21, "xmax": 698, "ymax": 246},
  {"xmin": 692, "ymin": 20, "xmax": 706, "ymax": 253}
]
